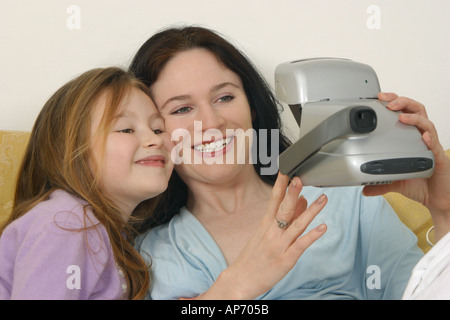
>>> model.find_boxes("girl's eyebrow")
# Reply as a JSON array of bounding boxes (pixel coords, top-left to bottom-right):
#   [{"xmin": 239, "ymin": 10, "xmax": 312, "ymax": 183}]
[
  {"xmin": 112, "ymin": 111, "xmax": 134, "ymax": 122},
  {"xmin": 160, "ymin": 82, "xmax": 241, "ymax": 110},
  {"xmin": 113, "ymin": 111, "xmax": 163, "ymax": 122},
  {"xmin": 150, "ymin": 113, "xmax": 165, "ymax": 123}
]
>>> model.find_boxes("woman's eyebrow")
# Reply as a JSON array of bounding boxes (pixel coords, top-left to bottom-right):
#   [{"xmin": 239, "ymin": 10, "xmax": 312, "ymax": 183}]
[
  {"xmin": 211, "ymin": 82, "xmax": 240, "ymax": 93},
  {"xmin": 160, "ymin": 94, "xmax": 191, "ymax": 110}
]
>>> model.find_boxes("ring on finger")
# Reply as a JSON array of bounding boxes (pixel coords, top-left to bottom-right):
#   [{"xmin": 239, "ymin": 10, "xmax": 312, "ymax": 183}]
[{"xmin": 276, "ymin": 218, "xmax": 289, "ymax": 229}]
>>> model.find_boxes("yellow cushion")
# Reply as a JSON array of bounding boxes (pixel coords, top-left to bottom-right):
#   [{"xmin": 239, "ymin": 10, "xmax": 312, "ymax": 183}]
[
  {"xmin": 0, "ymin": 130, "xmax": 30, "ymax": 224},
  {"xmin": 384, "ymin": 192, "xmax": 434, "ymax": 253}
]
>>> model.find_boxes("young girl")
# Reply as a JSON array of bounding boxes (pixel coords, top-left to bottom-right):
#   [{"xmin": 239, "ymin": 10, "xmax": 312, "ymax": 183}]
[{"xmin": 0, "ymin": 67, "xmax": 174, "ymax": 299}]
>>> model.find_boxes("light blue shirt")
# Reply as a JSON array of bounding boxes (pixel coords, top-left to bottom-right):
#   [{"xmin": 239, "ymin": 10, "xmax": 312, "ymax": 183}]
[{"xmin": 136, "ymin": 186, "xmax": 423, "ymax": 300}]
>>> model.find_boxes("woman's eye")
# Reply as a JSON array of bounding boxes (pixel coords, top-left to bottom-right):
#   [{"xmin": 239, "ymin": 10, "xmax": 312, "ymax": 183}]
[
  {"xmin": 153, "ymin": 129, "xmax": 164, "ymax": 135},
  {"xmin": 118, "ymin": 128, "xmax": 134, "ymax": 134},
  {"xmin": 217, "ymin": 95, "xmax": 234, "ymax": 103},
  {"xmin": 171, "ymin": 106, "xmax": 192, "ymax": 115}
]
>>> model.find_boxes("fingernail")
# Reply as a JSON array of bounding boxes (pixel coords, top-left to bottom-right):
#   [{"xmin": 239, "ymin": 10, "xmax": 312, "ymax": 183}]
[
  {"xmin": 317, "ymin": 224, "xmax": 326, "ymax": 232},
  {"xmin": 316, "ymin": 194, "xmax": 326, "ymax": 204}
]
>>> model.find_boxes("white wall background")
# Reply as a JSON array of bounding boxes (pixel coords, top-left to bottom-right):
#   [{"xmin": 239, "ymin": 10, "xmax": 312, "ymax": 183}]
[{"xmin": 1, "ymin": 0, "xmax": 449, "ymax": 148}]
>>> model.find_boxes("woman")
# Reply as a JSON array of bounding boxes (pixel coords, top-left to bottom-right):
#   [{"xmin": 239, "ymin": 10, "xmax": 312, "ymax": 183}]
[{"xmin": 130, "ymin": 26, "xmax": 447, "ymax": 300}]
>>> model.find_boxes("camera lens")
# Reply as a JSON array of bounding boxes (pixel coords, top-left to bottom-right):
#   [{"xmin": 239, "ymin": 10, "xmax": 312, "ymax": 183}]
[{"xmin": 350, "ymin": 106, "xmax": 377, "ymax": 133}]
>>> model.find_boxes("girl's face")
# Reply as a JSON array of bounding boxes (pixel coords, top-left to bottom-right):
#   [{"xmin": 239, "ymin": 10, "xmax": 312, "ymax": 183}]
[
  {"xmin": 150, "ymin": 48, "xmax": 255, "ymax": 185},
  {"xmin": 90, "ymin": 88, "xmax": 174, "ymax": 217}
]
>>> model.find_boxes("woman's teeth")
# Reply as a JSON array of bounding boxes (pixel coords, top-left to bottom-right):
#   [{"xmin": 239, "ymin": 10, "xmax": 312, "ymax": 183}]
[{"xmin": 194, "ymin": 137, "xmax": 233, "ymax": 153}]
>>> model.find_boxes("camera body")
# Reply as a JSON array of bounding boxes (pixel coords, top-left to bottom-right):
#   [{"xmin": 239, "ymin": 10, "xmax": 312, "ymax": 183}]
[{"xmin": 275, "ymin": 58, "xmax": 434, "ymax": 187}]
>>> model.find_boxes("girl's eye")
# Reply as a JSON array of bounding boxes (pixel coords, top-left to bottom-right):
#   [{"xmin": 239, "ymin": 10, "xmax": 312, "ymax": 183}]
[
  {"xmin": 153, "ymin": 129, "xmax": 164, "ymax": 135},
  {"xmin": 171, "ymin": 106, "xmax": 192, "ymax": 115},
  {"xmin": 217, "ymin": 95, "xmax": 234, "ymax": 103},
  {"xmin": 118, "ymin": 128, "xmax": 134, "ymax": 134}
]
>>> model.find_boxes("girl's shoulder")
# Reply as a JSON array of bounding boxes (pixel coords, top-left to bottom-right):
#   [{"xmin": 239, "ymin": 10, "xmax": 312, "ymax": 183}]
[
  {"xmin": 3, "ymin": 190, "xmax": 100, "ymax": 244},
  {"xmin": 0, "ymin": 190, "xmax": 119, "ymax": 299}
]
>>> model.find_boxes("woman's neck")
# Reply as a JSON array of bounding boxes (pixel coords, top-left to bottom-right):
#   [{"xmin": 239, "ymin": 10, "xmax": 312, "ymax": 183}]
[{"xmin": 184, "ymin": 166, "xmax": 273, "ymax": 219}]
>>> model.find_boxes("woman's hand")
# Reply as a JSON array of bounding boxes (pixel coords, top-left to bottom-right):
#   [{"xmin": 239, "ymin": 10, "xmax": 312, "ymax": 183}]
[
  {"xmin": 194, "ymin": 173, "xmax": 327, "ymax": 300},
  {"xmin": 363, "ymin": 92, "xmax": 450, "ymax": 241}
]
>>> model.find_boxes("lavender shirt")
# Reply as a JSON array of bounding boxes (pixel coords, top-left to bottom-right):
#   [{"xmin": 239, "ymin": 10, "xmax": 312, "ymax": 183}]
[{"xmin": 0, "ymin": 190, "xmax": 127, "ymax": 299}]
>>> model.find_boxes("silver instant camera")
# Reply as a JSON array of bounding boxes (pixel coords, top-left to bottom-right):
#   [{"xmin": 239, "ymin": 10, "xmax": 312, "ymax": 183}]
[{"xmin": 275, "ymin": 58, "xmax": 434, "ymax": 187}]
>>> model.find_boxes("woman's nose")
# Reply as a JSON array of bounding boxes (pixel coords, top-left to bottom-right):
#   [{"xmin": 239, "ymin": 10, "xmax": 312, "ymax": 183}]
[{"xmin": 197, "ymin": 104, "xmax": 225, "ymax": 131}]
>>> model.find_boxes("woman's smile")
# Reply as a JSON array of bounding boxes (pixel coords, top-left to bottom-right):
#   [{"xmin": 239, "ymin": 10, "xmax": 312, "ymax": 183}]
[{"xmin": 193, "ymin": 136, "xmax": 234, "ymax": 157}]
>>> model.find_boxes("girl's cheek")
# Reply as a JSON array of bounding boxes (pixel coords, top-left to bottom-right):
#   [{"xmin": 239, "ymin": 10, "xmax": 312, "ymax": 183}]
[{"xmin": 162, "ymin": 133, "xmax": 175, "ymax": 151}]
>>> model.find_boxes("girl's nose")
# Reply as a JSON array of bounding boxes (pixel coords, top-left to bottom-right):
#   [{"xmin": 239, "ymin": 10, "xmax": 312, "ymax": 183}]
[{"xmin": 142, "ymin": 129, "xmax": 163, "ymax": 148}]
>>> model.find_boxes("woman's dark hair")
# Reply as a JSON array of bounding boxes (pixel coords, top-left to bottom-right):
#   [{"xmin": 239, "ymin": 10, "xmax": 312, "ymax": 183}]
[{"xmin": 129, "ymin": 26, "xmax": 292, "ymax": 229}]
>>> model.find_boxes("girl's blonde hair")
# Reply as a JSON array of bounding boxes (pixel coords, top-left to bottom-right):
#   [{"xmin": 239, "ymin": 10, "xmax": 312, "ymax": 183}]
[{"xmin": 0, "ymin": 67, "xmax": 156, "ymax": 299}]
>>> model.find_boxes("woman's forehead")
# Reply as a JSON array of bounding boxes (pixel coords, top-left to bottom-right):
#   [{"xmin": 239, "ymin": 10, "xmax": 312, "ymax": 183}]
[{"xmin": 151, "ymin": 49, "xmax": 242, "ymax": 98}]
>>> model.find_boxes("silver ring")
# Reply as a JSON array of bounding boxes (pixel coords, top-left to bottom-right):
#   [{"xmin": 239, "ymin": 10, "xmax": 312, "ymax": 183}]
[{"xmin": 276, "ymin": 219, "xmax": 289, "ymax": 229}]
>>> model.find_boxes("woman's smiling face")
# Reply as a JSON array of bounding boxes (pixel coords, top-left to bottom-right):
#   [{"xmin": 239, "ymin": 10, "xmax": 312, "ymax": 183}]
[{"xmin": 150, "ymin": 48, "xmax": 255, "ymax": 185}]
